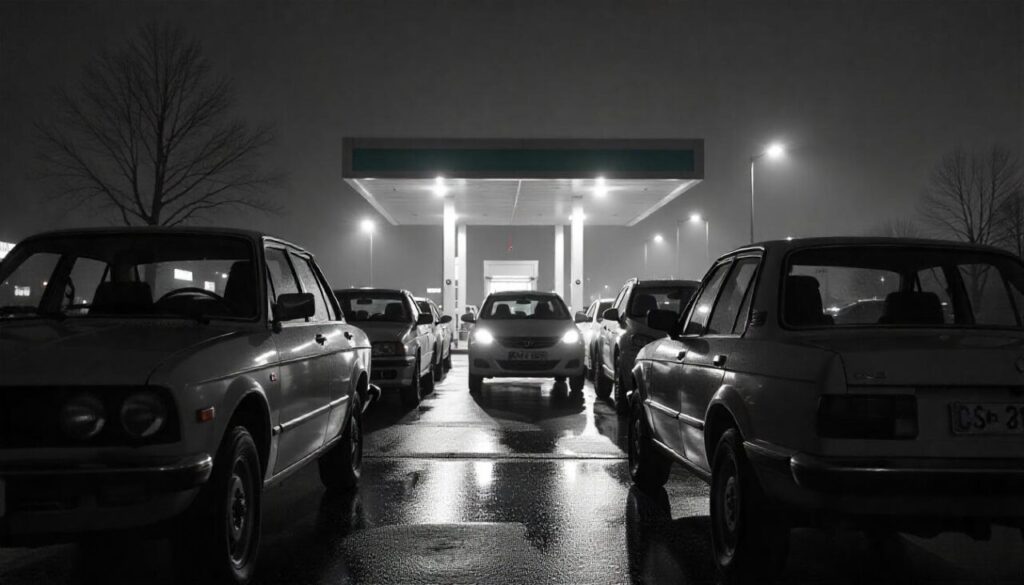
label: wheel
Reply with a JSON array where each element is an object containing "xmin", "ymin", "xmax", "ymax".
[
  {"xmin": 432, "ymin": 353, "xmax": 444, "ymax": 384},
  {"xmin": 595, "ymin": 354, "xmax": 613, "ymax": 400},
  {"xmin": 469, "ymin": 374, "xmax": 483, "ymax": 395},
  {"xmin": 443, "ymin": 350, "xmax": 453, "ymax": 371},
  {"xmin": 555, "ymin": 376, "xmax": 567, "ymax": 384},
  {"xmin": 710, "ymin": 428, "xmax": 789, "ymax": 580},
  {"xmin": 588, "ymin": 344, "xmax": 599, "ymax": 380},
  {"xmin": 318, "ymin": 398, "xmax": 362, "ymax": 492},
  {"xmin": 614, "ymin": 355, "xmax": 630, "ymax": 414},
  {"xmin": 401, "ymin": 357, "xmax": 423, "ymax": 407},
  {"xmin": 628, "ymin": 400, "xmax": 671, "ymax": 489},
  {"xmin": 569, "ymin": 374, "xmax": 585, "ymax": 394},
  {"xmin": 172, "ymin": 426, "xmax": 262, "ymax": 584},
  {"xmin": 423, "ymin": 359, "xmax": 437, "ymax": 394}
]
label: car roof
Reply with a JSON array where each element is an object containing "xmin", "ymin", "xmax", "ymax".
[
  {"xmin": 736, "ymin": 236, "xmax": 1014, "ymax": 257},
  {"xmin": 635, "ymin": 279, "xmax": 701, "ymax": 287},
  {"xmin": 17, "ymin": 226, "xmax": 307, "ymax": 251},
  {"xmin": 335, "ymin": 287, "xmax": 411, "ymax": 296},
  {"xmin": 486, "ymin": 290, "xmax": 560, "ymax": 298}
]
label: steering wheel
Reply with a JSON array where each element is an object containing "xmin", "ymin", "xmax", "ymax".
[{"xmin": 156, "ymin": 287, "xmax": 228, "ymax": 306}]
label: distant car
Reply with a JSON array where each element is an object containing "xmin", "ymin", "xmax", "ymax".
[
  {"xmin": 596, "ymin": 279, "xmax": 699, "ymax": 411},
  {"xmin": 0, "ymin": 228, "xmax": 375, "ymax": 584},
  {"xmin": 463, "ymin": 291, "xmax": 587, "ymax": 394},
  {"xmin": 415, "ymin": 296, "xmax": 455, "ymax": 373},
  {"xmin": 335, "ymin": 288, "xmax": 438, "ymax": 407},
  {"xmin": 629, "ymin": 237, "xmax": 1024, "ymax": 579},
  {"xmin": 576, "ymin": 298, "xmax": 614, "ymax": 379}
]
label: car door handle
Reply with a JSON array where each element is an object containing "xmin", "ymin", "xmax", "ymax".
[
  {"xmin": 676, "ymin": 351, "xmax": 687, "ymax": 361},
  {"xmin": 712, "ymin": 354, "xmax": 727, "ymax": 367},
  {"xmin": 315, "ymin": 333, "xmax": 328, "ymax": 345},
  {"xmin": 343, "ymin": 331, "xmax": 353, "ymax": 340}
]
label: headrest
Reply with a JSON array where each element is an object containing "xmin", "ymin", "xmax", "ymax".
[
  {"xmin": 494, "ymin": 304, "xmax": 512, "ymax": 318},
  {"xmin": 223, "ymin": 261, "xmax": 257, "ymax": 316},
  {"xmin": 91, "ymin": 282, "xmax": 153, "ymax": 315},
  {"xmin": 384, "ymin": 302, "xmax": 405, "ymax": 319},
  {"xmin": 880, "ymin": 291, "xmax": 943, "ymax": 325},
  {"xmin": 633, "ymin": 294, "xmax": 659, "ymax": 317},
  {"xmin": 534, "ymin": 303, "xmax": 553, "ymax": 317},
  {"xmin": 785, "ymin": 275, "xmax": 832, "ymax": 327}
]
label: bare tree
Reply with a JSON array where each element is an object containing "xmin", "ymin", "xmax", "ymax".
[
  {"xmin": 36, "ymin": 22, "xmax": 280, "ymax": 226},
  {"xmin": 997, "ymin": 191, "xmax": 1024, "ymax": 258}
]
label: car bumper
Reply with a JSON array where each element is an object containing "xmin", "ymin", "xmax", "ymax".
[
  {"xmin": 0, "ymin": 453, "xmax": 212, "ymax": 545},
  {"xmin": 371, "ymin": 356, "xmax": 417, "ymax": 388},
  {"xmin": 469, "ymin": 345, "xmax": 584, "ymax": 378},
  {"xmin": 747, "ymin": 442, "xmax": 1024, "ymax": 522}
]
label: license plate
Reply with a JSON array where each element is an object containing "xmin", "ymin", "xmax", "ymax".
[
  {"xmin": 951, "ymin": 402, "xmax": 1024, "ymax": 435},
  {"xmin": 508, "ymin": 351, "xmax": 547, "ymax": 360}
]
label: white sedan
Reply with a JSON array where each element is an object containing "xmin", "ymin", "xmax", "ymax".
[{"xmin": 462, "ymin": 291, "xmax": 587, "ymax": 394}]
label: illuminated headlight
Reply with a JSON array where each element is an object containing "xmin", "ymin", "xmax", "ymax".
[
  {"xmin": 372, "ymin": 342, "xmax": 404, "ymax": 357},
  {"xmin": 561, "ymin": 329, "xmax": 581, "ymax": 344},
  {"xmin": 59, "ymin": 393, "xmax": 106, "ymax": 440},
  {"xmin": 120, "ymin": 391, "xmax": 168, "ymax": 439},
  {"xmin": 473, "ymin": 329, "xmax": 494, "ymax": 345}
]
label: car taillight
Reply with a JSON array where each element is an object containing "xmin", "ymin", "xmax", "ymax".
[{"xmin": 817, "ymin": 395, "xmax": 918, "ymax": 439}]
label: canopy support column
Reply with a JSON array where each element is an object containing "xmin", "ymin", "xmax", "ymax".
[
  {"xmin": 570, "ymin": 198, "xmax": 584, "ymax": 312},
  {"xmin": 456, "ymin": 224, "xmax": 467, "ymax": 319},
  {"xmin": 554, "ymin": 225, "xmax": 565, "ymax": 300},
  {"xmin": 442, "ymin": 198, "xmax": 456, "ymax": 316}
]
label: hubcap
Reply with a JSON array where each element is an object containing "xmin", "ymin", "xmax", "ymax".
[
  {"xmin": 226, "ymin": 461, "xmax": 255, "ymax": 566},
  {"xmin": 723, "ymin": 475, "xmax": 739, "ymax": 532}
]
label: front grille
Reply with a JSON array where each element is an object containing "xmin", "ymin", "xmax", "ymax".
[
  {"xmin": 0, "ymin": 386, "xmax": 179, "ymax": 448},
  {"xmin": 497, "ymin": 360, "xmax": 559, "ymax": 371},
  {"xmin": 496, "ymin": 337, "xmax": 560, "ymax": 349}
]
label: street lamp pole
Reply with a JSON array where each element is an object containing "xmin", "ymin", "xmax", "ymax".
[
  {"xmin": 368, "ymin": 230, "xmax": 374, "ymax": 286},
  {"xmin": 688, "ymin": 214, "xmax": 711, "ymax": 269},
  {"xmin": 749, "ymin": 142, "xmax": 786, "ymax": 244},
  {"xmin": 360, "ymin": 219, "xmax": 376, "ymax": 286}
]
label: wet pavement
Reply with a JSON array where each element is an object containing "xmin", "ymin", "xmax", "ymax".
[{"xmin": 2, "ymin": 354, "xmax": 1024, "ymax": 584}]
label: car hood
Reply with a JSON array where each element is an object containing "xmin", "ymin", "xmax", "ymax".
[
  {"xmin": 0, "ymin": 318, "xmax": 236, "ymax": 386},
  {"xmin": 352, "ymin": 322, "xmax": 413, "ymax": 343},
  {"xmin": 474, "ymin": 319, "xmax": 576, "ymax": 338},
  {"xmin": 795, "ymin": 330, "xmax": 1024, "ymax": 387}
]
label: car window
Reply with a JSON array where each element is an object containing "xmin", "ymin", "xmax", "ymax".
[
  {"xmin": 959, "ymin": 263, "xmax": 1018, "ymax": 327},
  {"xmin": 290, "ymin": 253, "xmax": 330, "ymax": 322},
  {"xmin": 417, "ymin": 300, "xmax": 437, "ymax": 321},
  {"xmin": 336, "ymin": 291, "xmax": 412, "ymax": 322},
  {"xmin": 706, "ymin": 258, "xmax": 759, "ymax": 335},
  {"xmin": 480, "ymin": 294, "xmax": 570, "ymax": 320},
  {"xmin": 683, "ymin": 262, "xmax": 731, "ymax": 335},
  {"xmin": 612, "ymin": 284, "xmax": 630, "ymax": 314},
  {"xmin": 0, "ymin": 252, "xmax": 60, "ymax": 314},
  {"xmin": 266, "ymin": 248, "xmax": 300, "ymax": 299},
  {"xmin": 628, "ymin": 285, "xmax": 698, "ymax": 319},
  {"xmin": 63, "ymin": 256, "xmax": 109, "ymax": 315}
]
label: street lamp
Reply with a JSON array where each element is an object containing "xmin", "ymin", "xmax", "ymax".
[
  {"xmin": 643, "ymin": 234, "xmax": 664, "ymax": 278},
  {"xmin": 749, "ymin": 141, "xmax": 786, "ymax": 243},
  {"xmin": 360, "ymin": 219, "xmax": 375, "ymax": 286},
  {"xmin": 689, "ymin": 213, "xmax": 711, "ymax": 266}
]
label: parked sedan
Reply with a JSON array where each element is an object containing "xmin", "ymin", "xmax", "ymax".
[
  {"xmin": 0, "ymin": 227, "xmax": 375, "ymax": 584},
  {"xmin": 416, "ymin": 296, "xmax": 455, "ymax": 373},
  {"xmin": 335, "ymin": 288, "xmax": 438, "ymax": 407},
  {"xmin": 628, "ymin": 237, "xmax": 1024, "ymax": 579},
  {"xmin": 576, "ymin": 297, "xmax": 613, "ymax": 379},
  {"xmin": 463, "ymin": 291, "xmax": 587, "ymax": 394},
  {"xmin": 596, "ymin": 279, "xmax": 699, "ymax": 411}
]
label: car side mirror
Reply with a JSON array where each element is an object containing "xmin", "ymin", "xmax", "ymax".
[
  {"xmin": 417, "ymin": 313, "xmax": 434, "ymax": 326},
  {"xmin": 274, "ymin": 292, "xmax": 315, "ymax": 325},
  {"xmin": 574, "ymin": 311, "xmax": 589, "ymax": 324},
  {"xmin": 439, "ymin": 315, "xmax": 453, "ymax": 325},
  {"xmin": 602, "ymin": 308, "xmax": 620, "ymax": 322},
  {"xmin": 646, "ymin": 309, "xmax": 678, "ymax": 335},
  {"xmin": 461, "ymin": 314, "xmax": 476, "ymax": 324}
]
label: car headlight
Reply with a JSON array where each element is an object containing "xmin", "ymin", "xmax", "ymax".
[
  {"xmin": 473, "ymin": 329, "xmax": 494, "ymax": 345},
  {"xmin": 372, "ymin": 342, "xmax": 404, "ymax": 357},
  {"xmin": 59, "ymin": 393, "xmax": 106, "ymax": 441},
  {"xmin": 120, "ymin": 391, "xmax": 168, "ymax": 439},
  {"xmin": 561, "ymin": 329, "xmax": 581, "ymax": 344}
]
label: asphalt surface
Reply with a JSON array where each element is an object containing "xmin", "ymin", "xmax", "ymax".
[{"xmin": 2, "ymin": 354, "xmax": 1024, "ymax": 584}]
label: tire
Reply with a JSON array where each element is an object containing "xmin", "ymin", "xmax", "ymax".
[
  {"xmin": 595, "ymin": 354, "xmax": 613, "ymax": 400},
  {"xmin": 588, "ymin": 344, "xmax": 600, "ymax": 380},
  {"xmin": 569, "ymin": 374, "xmax": 585, "ymax": 394},
  {"xmin": 318, "ymin": 398, "xmax": 362, "ymax": 492},
  {"xmin": 710, "ymin": 428, "xmax": 789, "ymax": 581},
  {"xmin": 443, "ymin": 350, "xmax": 453, "ymax": 371},
  {"xmin": 614, "ymin": 355, "xmax": 630, "ymax": 414},
  {"xmin": 628, "ymin": 400, "xmax": 671, "ymax": 489},
  {"xmin": 172, "ymin": 426, "xmax": 262, "ymax": 584},
  {"xmin": 555, "ymin": 376, "xmax": 567, "ymax": 384},
  {"xmin": 433, "ymin": 351, "xmax": 445, "ymax": 382},
  {"xmin": 423, "ymin": 359, "xmax": 437, "ymax": 394},
  {"xmin": 401, "ymin": 357, "xmax": 423, "ymax": 407},
  {"xmin": 469, "ymin": 374, "xmax": 483, "ymax": 395}
]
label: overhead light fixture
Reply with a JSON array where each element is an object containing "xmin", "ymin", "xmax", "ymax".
[
  {"xmin": 433, "ymin": 176, "xmax": 448, "ymax": 197},
  {"xmin": 594, "ymin": 176, "xmax": 608, "ymax": 198},
  {"xmin": 360, "ymin": 219, "xmax": 375, "ymax": 234},
  {"xmin": 689, "ymin": 213, "xmax": 703, "ymax": 223},
  {"xmin": 765, "ymin": 143, "xmax": 786, "ymax": 159},
  {"xmin": 653, "ymin": 234, "xmax": 664, "ymax": 243}
]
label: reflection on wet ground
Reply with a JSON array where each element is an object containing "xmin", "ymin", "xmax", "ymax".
[{"xmin": 2, "ymin": 356, "xmax": 1023, "ymax": 584}]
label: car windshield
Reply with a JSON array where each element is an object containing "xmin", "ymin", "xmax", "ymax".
[
  {"xmin": 0, "ymin": 234, "xmax": 258, "ymax": 321},
  {"xmin": 336, "ymin": 291, "xmax": 411, "ymax": 323},
  {"xmin": 628, "ymin": 285, "xmax": 698, "ymax": 318},
  {"xmin": 785, "ymin": 246, "xmax": 1024, "ymax": 329},
  {"xmin": 480, "ymin": 294, "xmax": 569, "ymax": 320}
]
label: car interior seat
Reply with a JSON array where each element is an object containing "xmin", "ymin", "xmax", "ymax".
[
  {"xmin": 384, "ymin": 302, "xmax": 406, "ymax": 321},
  {"xmin": 784, "ymin": 275, "xmax": 834, "ymax": 327},
  {"xmin": 878, "ymin": 291, "xmax": 944, "ymax": 325},
  {"xmin": 632, "ymin": 294, "xmax": 659, "ymax": 319},
  {"xmin": 90, "ymin": 281, "xmax": 154, "ymax": 315},
  {"xmin": 223, "ymin": 261, "xmax": 257, "ymax": 317},
  {"xmin": 534, "ymin": 303, "xmax": 553, "ymax": 318},
  {"xmin": 493, "ymin": 304, "xmax": 513, "ymax": 318}
]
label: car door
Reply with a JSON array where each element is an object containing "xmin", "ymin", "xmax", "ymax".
[
  {"xmin": 290, "ymin": 251, "xmax": 359, "ymax": 447},
  {"xmin": 601, "ymin": 282, "xmax": 632, "ymax": 375},
  {"xmin": 410, "ymin": 293, "xmax": 435, "ymax": 374},
  {"xmin": 677, "ymin": 255, "xmax": 762, "ymax": 469},
  {"xmin": 266, "ymin": 246, "xmax": 331, "ymax": 473}
]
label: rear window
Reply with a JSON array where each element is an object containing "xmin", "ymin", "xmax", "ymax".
[
  {"xmin": 627, "ymin": 285, "xmax": 698, "ymax": 318},
  {"xmin": 335, "ymin": 291, "xmax": 411, "ymax": 323},
  {"xmin": 784, "ymin": 246, "xmax": 1024, "ymax": 329},
  {"xmin": 480, "ymin": 294, "xmax": 569, "ymax": 320}
]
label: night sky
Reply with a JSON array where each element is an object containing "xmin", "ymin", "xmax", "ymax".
[{"xmin": 1, "ymin": 0, "xmax": 1021, "ymax": 305}]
